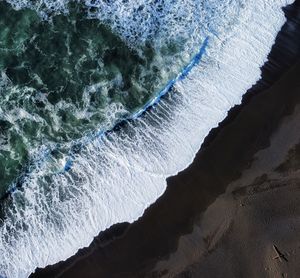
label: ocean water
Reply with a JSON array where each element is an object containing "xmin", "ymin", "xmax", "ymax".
[
  {"xmin": 0, "ymin": 0, "xmax": 293, "ymax": 277},
  {"xmin": 0, "ymin": 1, "xmax": 201, "ymax": 193}
]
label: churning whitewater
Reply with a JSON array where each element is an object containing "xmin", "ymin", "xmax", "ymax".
[{"xmin": 0, "ymin": 0, "xmax": 294, "ymax": 277}]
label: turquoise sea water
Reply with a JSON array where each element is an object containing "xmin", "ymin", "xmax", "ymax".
[{"xmin": 0, "ymin": 1, "xmax": 191, "ymax": 195}]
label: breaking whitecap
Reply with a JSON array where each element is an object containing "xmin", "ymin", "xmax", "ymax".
[{"xmin": 0, "ymin": 0, "xmax": 294, "ymax": 277}]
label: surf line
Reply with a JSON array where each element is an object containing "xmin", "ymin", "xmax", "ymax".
[
  {"xmin": 63, "ymin": 36, "xmax": 209, "ymax": 171},
  {"xmin": 2, "ymin": 37, "xmax": 209, "ymax": 201}
]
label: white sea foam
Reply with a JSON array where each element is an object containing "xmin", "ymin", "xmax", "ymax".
[{"xmin": 0, "ymin": 0, "xmax": 294, "ymax": 277}]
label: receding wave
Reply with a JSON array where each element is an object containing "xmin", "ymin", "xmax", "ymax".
[{"xmin": 0, "ymin": 0, "xmax": 293, "ymax": 277}]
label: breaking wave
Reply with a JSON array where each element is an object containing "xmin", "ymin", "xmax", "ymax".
[{"xmin": 0, "ymin": 0, "xmax": 293, "ymax": 277}]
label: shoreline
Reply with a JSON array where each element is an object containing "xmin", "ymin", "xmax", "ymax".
[{"xmin": 32, "ymin": 1, "xmax": 300, "ymax": 277}]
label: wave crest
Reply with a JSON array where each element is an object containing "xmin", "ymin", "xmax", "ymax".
[{"xmin": 0, "ymin": 0, "xmax": 293, "ymax": 277}]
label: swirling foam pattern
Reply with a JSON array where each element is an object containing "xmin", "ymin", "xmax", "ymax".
[
  {"xmin": 0, "ymin": 0, "xmax": 293, "ymax": 277},
  {"xmin": 0, "ymin": 1, "xmax": 200, "ymax": 192}
]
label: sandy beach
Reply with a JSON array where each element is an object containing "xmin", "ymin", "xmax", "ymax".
[{"xmin": 32, "ymin": 1, "xmax": 300, "ymax": 277}]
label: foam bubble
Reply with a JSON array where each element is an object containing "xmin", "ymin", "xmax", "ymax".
[
  {"xmin": 5, "ymin": 0, "xmax": 69, "ymax": 19},
  {"xmin": 0, "ymin": 0, "xmax": 294, "ymax": 277},
  {"xmin": 84, "ymin": 0, "xmax": 245, "ymax": 52}
]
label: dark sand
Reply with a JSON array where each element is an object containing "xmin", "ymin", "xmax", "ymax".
[{"xmin": 32, "ymin": 1, "xmax": 300, "ymax": 277}]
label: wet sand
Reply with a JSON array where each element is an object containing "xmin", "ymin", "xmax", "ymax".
[{"xmin": 32, "ymin": 1, "xmax": 300, "ymax": 277}]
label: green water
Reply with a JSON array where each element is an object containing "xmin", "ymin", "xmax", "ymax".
[{"xmin": 0, "ymin": 1, "xmax": 189, "ymax": 195}]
